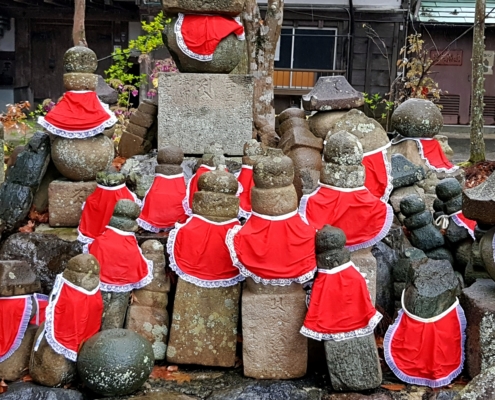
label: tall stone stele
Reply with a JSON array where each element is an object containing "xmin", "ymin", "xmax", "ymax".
[
  {"xmin": 167, "ymin": 168, "xmax": 241, "ymax": 367},
  {"xmin": 316, "ymin": 226, "xmax": 382, "ymax": 391},
  {"xmin": 242, "ymin": 148, "xmax": 308, "ymax": 379},
  {"xmin": 30, "ymin": 254, "xmax": 100, "ymax": 387}
]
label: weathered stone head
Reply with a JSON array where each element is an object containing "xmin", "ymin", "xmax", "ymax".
[
  {"xmin": 391, "ymin": 98, "xmax": 443, "ymax": 138},
  {"xmin": 109, "ymin": 199, "xmax": 141, "ymax": 232},
  {"xmin": 242, "ymin": 139, "xmax": 264, "ymax": 166},
  {"xmin": 321, "ymin": 130, "xmax": 365, "ymax": 188},
  {"xmin": 200, "ymin": 142, "xmax": 226, "ymax": 168},
  {"xmin": 96, "ymin": 171, "xmax": 126, "ymax": 187},
  {"xmin": 62, "ymin": 254, "xmax": 100, "ymax": 291},
  {"xmin": 315, "ymin": 225, "xmax": 351, "ymax": 269},
  {"xmin": 155, "ymin": 145, "xmax": 184, "ymax": 176},
  {"xmin": 63, "ymin": 46, "xmax": 98, "ymax": 91},
  {"xmin": 251, "ymin": 148, "xmax": 298, "ymax": 216},
  {"xmin": 192, "ymin": 166, "xmax": 239, "ymax": 221},
  {"xmin": 436, "ymin": 178, "xmax": 462, "ymax": 215}
]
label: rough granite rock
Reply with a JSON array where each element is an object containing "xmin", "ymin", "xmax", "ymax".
[
  {"xmin": 460, "ymin": 280, "xmax": 495, "ymax": 378},
  {"xmin": 391, "ymin": 98, "xmax": 443, "ymax": 138},
  {"xmin": 391, "ymin": 154, "xmax": 425, "ymax": 189},
  {"xmin": 0, "ymin": 382, "xmax": 83, "ymax": 400},
  {"xmin": 101, "ymin": 291, "xmax": 130, "ymax": 330},
  {"xmin": 0, "ymin": 325, "xmax": 37, "ymax": 381},
  {"xmin": 0, "ymin": 260, "xmax": 40, "ymax": 296},
  {"xmin": 308, "ymin": 110, "xmax": 347, "ymax": 139},
  {"xmin": 0, "ymin": 233, "xmax": 82, "ymax": 294},
  {"xmin": 371, "ymin": 242, "xmax": 397, "ymax": 317},
  {"xmin": 389, "ymin": 185, "xmax": 426, "ymax": 214},
  {"xmin": 96, "ymin": 75, "xmax": 118, "ymax": 105},
  {"xmin": 63, "ymin": 46, "xmax": 97, "ymax": 74},
  {"xmin": 463, "ymin": 172, "xmax": 495, "ymax": 225},
  {"xmin": 163, "ymin": 20, "xmax": 243, "ymax": 73},
  {"xmin": 454, "ymin": 365, "xmax": 495, "ymax": 400},
  {"xmin": 302, "ymin": 76, "xmax": 364, "ymax": 112},
  {"xmin": 51, "ymin": 134, "xmax": 114, "ymax": 181},
  {"xmin": 63, "ymin": 73, "xmax": 97, "ymax": 91}
]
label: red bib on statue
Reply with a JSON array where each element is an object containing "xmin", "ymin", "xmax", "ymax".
[
  {"xmin": 392, "ymin": 137, "xmax": 458, "ymax": 173},
  {"xmin": 362, "ymin": 144, "xmax": 393, "ymax": 202},
  {"xmin": 0, "ymin": 296, "xmax": 32, "ymax": 362},
  {"xmin": 78, "ymin": 184, "xmax": 138, "ymax": 244},
  {"xmin": 168, "ymin": 215, "xmax": 242, "ymax": 287},
  {"xmin": 30, "ymin": 293, "xmax": 49, "ymax": 326},
  {"xmin": 138, "ymin": 174, "xmax": 187, "ymax": 232},
  {"xmin": 237, "ymin": 165, "xmax": 254, "ymax": 218},
  {"xmin": 184, "ymin": 165, "xmax": 216, "ymax": 215},
  {"xmin": 384, "ymin": 295, "xmax": 466, "ymax": 388},
  {"xmin": 300, "ymin": 262, "xmax": 382, "ymax": 341},
  {"xmin": 176, "ymin": 14, "xmax": 245, "ymax": 61},
  {"xmin": 38, "ymin": 91, "xmax": 117, "ymax": 138},
  {"xmin": 299, "ymin": 184, "xmax": 393, "ymax": 251},
  {"xmin": 451, "ymin": 211, "xmax": 477, "ymax": 240},
  {"xmin": 226, "ymin": 210, "xmax": 317, "ymax": 285},
  {"xmin": 87, "ymin": 226, "xmax": 153, "ymax": 292},
  {"xmin": 44, "ymin": 275, "xmax": 103, "ymax": 361}
]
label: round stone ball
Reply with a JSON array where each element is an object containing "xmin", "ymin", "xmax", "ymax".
[
  {"xmin": 198, "ymin": 169, "xmax": 238, "ymax": 194},
  {"xmin": 51, "ymin": 134, "xmax": 115, "ymax": 181},
  {"xmin": 77, "ymin": 329, "xmax": 155, "ymax": 397},
  {"xmin": 63, "ymin": 46, "xmax": 98, "ymax": 73},
  {"xmin": 391, "ymin": 98, "xmax": 443, "ymax": 138},
  {"xmin": 253, "ymin": 148, "xmax": 294, "ymax": 189},
  {"xmin": 435, "ymin": 177, "xmax": 462, "ymax": 201},
  {"xmin": 323, "ymin": 130, "xmax": 363, "ymax": 165},
  {"xmin": 400, "ymin": 194, "xmax": 426, "ymax": 217}
]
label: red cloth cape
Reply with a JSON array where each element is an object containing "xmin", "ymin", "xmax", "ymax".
[
  {"xmin": 0, "ymin": 295, "xmax": 32, "ymax": 362},
  {"xmin": 30, "ymin": 293, "xmax": 49, "ymax": 326},
  {"xmin": 78, "ymin": 184, "xmax": 138, "ymax": 244},
  {"xmin": 176, "ymin": 14, "xmax": 245, "ymax": 61},
  {"xmin": 299, "ymin": 183, "xmax": 393, "ymax": 251},
  {"xmin": 451, "ymin": 211, "xmax": 476, "ymax": 240},
  {"xmin": 38, "ymin": 91, "xmax": 117, "ymax": 138},
  {"xmin": 87, "ymin": 226, "xmax": 153, "ymax": 292},
  {"xmin": 137, "ymin": 173, "xmax": 187, "ymax": 232},
  {"xmin": 362, "ymin": 143, "xmax": 393, "ymax": 202},
  {"xmin": 384, "ymin": 294, "xmax": 466, "ymax": 388},
  {"xmin": 183, "ymin": 165, "xmax": 216, "ymax": 216},
  {"xmin": 237, "ymin": 165, "xmax": 254, "ymax": 218},
  {"xmin": 392, "ymin": 137, "xmax": 458, "ymax": 173},
  {"xmin": 300, "ymin": 262, "xmax": 382, "ymax": 341},
  {"xmin": 44, "ymin": 275, "xmax": 103, "ymax": 361},
  {"xmin": 226, "ymin": 210, "xmax": 317, "ymax": 285},
  {"xmin": 168, "ymin": 215, "xmax": 243, "ymax": 287}
]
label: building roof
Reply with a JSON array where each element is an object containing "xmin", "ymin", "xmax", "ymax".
[{"xmin": 416, "ymin": 0, "xmax": 495, "ymax": 24}]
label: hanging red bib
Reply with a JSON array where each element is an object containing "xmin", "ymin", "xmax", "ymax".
[
  {"xmin": 38, "ymin": 91, "xmax": 117, "ymax": 139},
  {"xmin": 299, "ymin": 183, "xmax": 393, "ymax": 251},
  {"xmin": 384, "ymin": 293, "xmax": 466, "ymax": 388},
  {"xmin": 0, "ymin": 295, "xmax": 32, "ymax": 362},
  {"xmin": 226, "ymin": 210, "xmax": 317, "ymax": 285},
  {"xmin": 362, "ymin": 143, "xmax": 393, "ymax": 202},
  {"xmin": 168, "ymin": 215, "xmax": 243, "ymax": 287},
  {"xmin": 30, "ymin": 293, "xmax": 49, "ymax": 326},
  {"xmin": 392, "ymin": 136, "xmax": 458, "ymax": 173},
  {"xmin": 43, "ymin": 275, "xmax": 103, "ymax": 361},
  {"xmin": 237, "ymin": 165, "xmax": 254, "ymax": 219},
  {"xmin": 87, "ymin": 226, "xmax": 153, "ymax": 292},
  {"xmin": 183, "ymin": 165, "xmax": 216, "ymax": 216},
  {"xmin": 78, "ymin": 184, "xmax": 139, "ymax": 244},
  {"xmin": 300, "ymin": 262, "xmax": 382, "ymax": 341},
  {"xmin": 176, "ymin": 14, "xmax": 245, "ymax": 61},
  {"xmin": 137, "ymin": 173, "xmax": 188, "ymax": 232},
  {"xmin": 451, "ymin": 211, "xmax": 476, "ymax": 240}
]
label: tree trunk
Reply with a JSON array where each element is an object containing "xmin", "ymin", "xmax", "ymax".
[
  {"xmin": 469, "ymin": 0, "xmax": 486, "ymax": 163},
  {"xmin": 73, "ymin": 0, "xmax": 88, "ymax": 47},
  {"xmin": 243, "ymin": 0, "xmax": 283, "ymax": 126}
]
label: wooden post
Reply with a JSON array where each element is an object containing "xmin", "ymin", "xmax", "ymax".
[{"xmin": 73, "ymin": 0, "xmax": 87, "ymax": 47}]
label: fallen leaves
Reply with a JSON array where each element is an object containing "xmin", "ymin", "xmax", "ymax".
[
  {"xmin": 380, "ymin": 383, "xmax": 406, "ymax": 391},
  {"xmin": 19, "ymin": 220, "xmax": 35, "ymax": 233},
  {"xmin": 29, "ymin": 207, "xmax": 49, "ymax": 224},
  {"xmin": 112, "ymin": 156, "xmax": 127, "ymax": 172},
  {"xmin": 21, "ymin": 374, "xmax": 32, "ymax": 382},
  {"xmin": 464, "ymin": 161, "xmax": 495, "ymax": 188},
  {"xmin": 0, "ymin": 380, "xmax": 7, "ymax": 394},
  {"xmin": 149, "ymin": 365, "xmax": 191, "ymax": 384}
]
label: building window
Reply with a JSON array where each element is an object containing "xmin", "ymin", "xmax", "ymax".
[{"xmin": 275, "ymin": 27, "xmax": 337, "ymax": 88}]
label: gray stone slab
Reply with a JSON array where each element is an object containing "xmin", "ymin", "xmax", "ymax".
[{"xmin": 158, "ymin": 73, "xmax": 253, "ymax": 156}]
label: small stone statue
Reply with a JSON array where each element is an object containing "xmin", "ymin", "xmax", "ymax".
[
  {"xmin": 30, "ymin": 254, "xmax": 103, "ymax": 387},
  {"xmin": 137, "ymin": 145, "xmax": 188, "ymax": 232},
  {"xmin": 227, "ymin": 147, "xmax": 316, "ymax": 379},
  {"xmin": 167, "ymin": 167, "xmax": 242, "ymax": 367},
  {"xmin": 301, "ymin": 225, "xmax": 382, "ymax": 391},
  {"xmin": 87, "ymin": 199, "xmax": 153, "ymax": 330},
  {"xmin": 77, "ymin": 171, "xmax": 138, "ymax": 244},
  {"xmin": 237, "ymin": 140, "xmax": 263, "ymax": 219}
]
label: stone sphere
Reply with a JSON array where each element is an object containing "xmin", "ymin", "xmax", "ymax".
[
  {"xmin": 77, "ymin": 329, "xmax": 155, "ymax": 397},
  {"xmin": 323, "ymin": 130, "xmax": 363, "ymax": 165},
  {"xmin": 391, "ymin": 98, "xmax": 443, "ymax": 138},
  {"xmin": 198, "ymin": 170, "xmax": 238, "ymax": 194},
  {"xmin": 63, "ymin": 46, "xmax": 98, "ymax": 73},
  {"xmin": 400, "ymin": 194, "xmax": 426, "ymax": 217},
  {"xmin": 157, "ymin": 145, "xmax": 184, "ymax": 165},
  {"xmin": 52, "ymin": 134, "xmax": 115, "ymax": 181},
  {"xmin": 253, "ymin": 148, "xmax": 294, "ymax": 189}
]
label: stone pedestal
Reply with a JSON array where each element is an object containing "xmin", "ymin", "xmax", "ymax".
[
  {"xmin": 166, "ymin": 279, "xmax": 240, "ymax": 367},
  {"xmin": 460, "ymin": 279, "xmax": 495, "ymax": 378},
  {"xmin": 0, "ymin": 325, "xmax": 37, "ymax": 381},
  {"xmin": 350, "ymin": 248, "xmax": 377, "ymax": 304},
  {"xmin": 158, "ymin": 74, "xmax": 253, "ymax": 156},
  {"xmin": 48, "ymin": 180, "xmax": 97, "ymax": 227},
  {"xmin": 324, "ymin": 334, "xmax": 382, "ymax": 391},
  {"xmin": 242, "ymin": 280, "xmax": 307, "ymax": 379}
]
